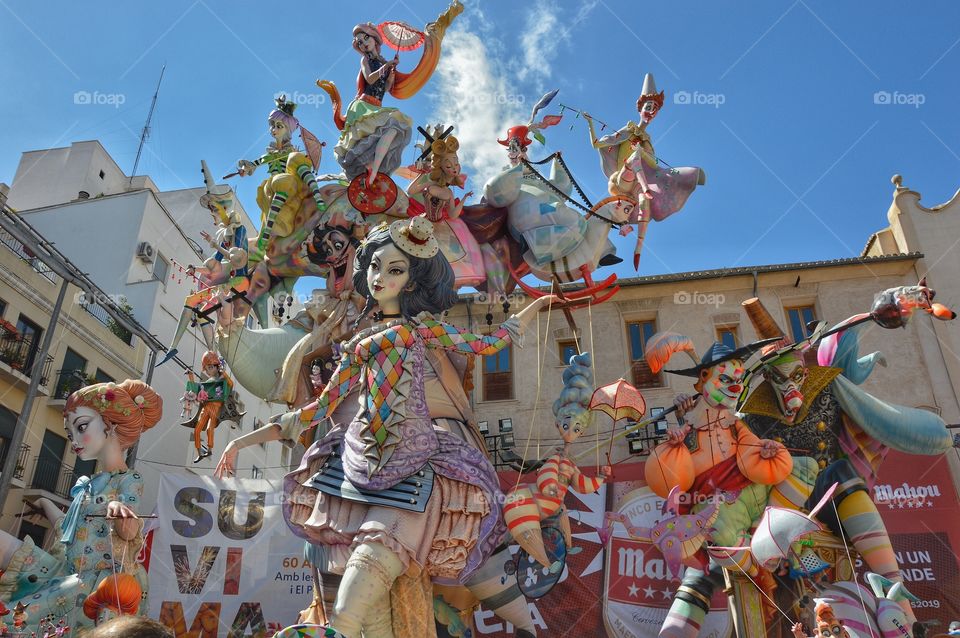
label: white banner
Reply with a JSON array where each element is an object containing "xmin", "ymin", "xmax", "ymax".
[{"xmin": 147, "ymin": 473, "xmax": 309, "ymax": 637}]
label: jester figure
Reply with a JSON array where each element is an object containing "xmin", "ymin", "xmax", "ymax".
[
  {"xmin": 504, "ymin": 352, "xmax": 611, "ymax": 572},
  {"xmin": 236, "ymin": 96, "xmax": 326, "ymax": 262},
  {"xmin": 643, "ymin": 336, "xmax": 813, "ymax": 638},
  {"xmin": 739, "ymin": 292, "xmax": 956, "ymax": 636},
  {"xmin": 584, "ymin": 73, "xmax": 705, "ymax": 269}
]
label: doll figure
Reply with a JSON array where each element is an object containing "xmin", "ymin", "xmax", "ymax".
[
  {"xmin": 189, "ymin": 351, "xmax": 233, "ymax": 463},
  {"xmin": 406, "ymin": 135, "xmax": 485, "ymax": 287},
  {"xmin": 236, "ymin": 96, "xmax": 326, "ymax": 261},
  {"xmin": 0, "ymin": 380, "xmax": 161, "ymax": 632},
  {"xmin": 217, "ymin": 216, "xmax": 556, "ymax": 637},
  {"xmin": 504, "ymin": 352, "xmax": 611, "ymax": 572}
]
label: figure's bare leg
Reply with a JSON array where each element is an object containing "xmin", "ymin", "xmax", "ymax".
[{"xmin": 368, "ymin": 129, "xmax": 398, "ymax": 186}]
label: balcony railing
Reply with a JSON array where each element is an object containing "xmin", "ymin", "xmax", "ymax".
[
  {"xmin": 53, "ymin": 369, "xmax": 86, "ymax": 400},
  {"xmin": 78, "ymin": 300, "xmax": 134, "ymax": 345},
  {"xmin": 30, "ymin": 456, "xmax": 75, "ymax": 500},
  {"xmin": 0, "ymin": 226, "xmax": 59, "ymax": 284},
  {"xmin": 0, "ymin": 335, "xmax": 53, "ymax": 386},
  {"xmin": 0, "ymin": 441, "xmax": 30, "ymax": 481}
]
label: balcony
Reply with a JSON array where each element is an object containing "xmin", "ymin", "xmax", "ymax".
[
  {"xmin": 0, "ymin": 441, "xmax": 30, "ymax": 488},
  {"xmin": 24, "ymin": 455, "xmax": 75, "ymax": 506},
  {"xmin": 0, "ymin": 334, "xmax": 52, "ymax": 394},
  {"xmin": 48, "ymin": 369, "xmax": 86, "ymax": 408}
]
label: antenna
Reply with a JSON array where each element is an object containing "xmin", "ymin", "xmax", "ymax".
[{"xmin": 130, "ymin": 64, "xmax": 166, "ymax": 184}]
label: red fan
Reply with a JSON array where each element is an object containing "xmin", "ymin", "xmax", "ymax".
[
  {"xmin": 377, "ymin": 21, "xmax": 425, "ymax": 52},
  {"xmin": 348, "ymin": 173, "xmax": 399, "ymax": 216}
]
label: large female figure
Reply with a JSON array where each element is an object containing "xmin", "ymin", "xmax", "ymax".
[
  {"xmin": 0, "ymin": 380, "xmax": 162, "ymax": 631},
  {"xmin": 217, "ymin": 217, "xmax": 552, "ymax": 637}
]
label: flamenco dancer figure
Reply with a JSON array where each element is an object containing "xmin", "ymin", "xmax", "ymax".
[
  {"xmin": 217, "ymin": 217, "xmax": 553, "ymax": 637},
  {"xmin": 0, "ymin": 381, "xmax": 162, "ymax": 631}
]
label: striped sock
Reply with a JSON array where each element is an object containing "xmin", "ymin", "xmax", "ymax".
[
  {"xmin": 659, "ymin": 569, "xmax": 714, "ymax": 638},
  {"xmin": 257, "ymin": 190, "xmax": 288, "ymax": 256},
  {"xmin": 296, "ymin": 163, "xmax": 326, "ymax": 212}
]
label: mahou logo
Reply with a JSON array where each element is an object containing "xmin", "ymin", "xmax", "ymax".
[
  {"xmin": 874, "ymin": 482, "xmax": 941, "ymax": 509},
  {"xmin": 603, "ymin": 488, "xmax": 731, "ymax": 638}
]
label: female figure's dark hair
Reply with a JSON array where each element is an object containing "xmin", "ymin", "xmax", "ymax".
[{"xmin": 352, "ymin": 224, "xmax": 458, "ymax": 327}]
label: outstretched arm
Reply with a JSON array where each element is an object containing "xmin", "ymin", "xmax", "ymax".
[
  {"xmin": 215, "ymin": 424, "xmax": 283, "ymax": 478},
  {"xmin": 417, "ymin": 295, "xmax": 558, "ymax": 354}
]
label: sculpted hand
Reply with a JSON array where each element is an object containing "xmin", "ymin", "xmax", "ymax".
[
  {"xmin": 666, "ymin": 425, "xmax": 690, "ymax": 445},
  {"xmin": 215, "ymin": 441, "xmax": 239, "ymax": 478},
  {"xmin": 759, "ymin": 439, "xmax": 782, "ymax": 460},
  {"xmin": 619, "ymin": 224, "xmax": 634, "ymax": 237},
  {"xmin": 600, "ymin": 465, "xmax": 613, "ymax": 479},
  {"xmin": 791, "ymin": 622, "xmax": 807, "ymax": 638},
  {"xmin": 106, "ymin": 501, "xmax": 137, "ymax": 520},
  {"xmin": 673, "ymin": 393, "xmax": 698, "ymax": 418},
  {"xmin": 237, "ymin": 159, "xmax": 256, "ymax": 177}
]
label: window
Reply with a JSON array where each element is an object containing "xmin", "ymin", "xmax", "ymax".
[
  {"xmin": 153, "ymin": 253, "xmax": 169, "ymax": 285},
  {"xmin": 626, "ymin": 320, "xmax": 662, "ymax": 388},
  {"xmin": 32, "ymin": 430, "xmax": 66, "ymax": 494},
  {"xmin": 15, "ymin": 315, "xmax": 42, "ymax": 373},
  {"xmin": 557, "ymin": 339, "xmax": 579, "ymax": 365},
  {"xmin": 716, "ymin": 325, "xmax": 739, "ymax": 350},
  {"xmin": 73, "ymin": 458, "xmax": 97, "ymax": 483},
  {"xmin": 482, "ymin": 342, "xmax": 513, "ymax": 401},
  {"xmin": 98, "ymin": 170, "xmax": 105, "ymax": 179},
  {"xmin": 56, "ymin": 348, "xmax": 88, "ymax": 400},
  {"xmin": 0, "ymin": 298, "xmax": 6, "ymax": 317},
  {"xmin": 94, "ymin": 369, "xmax": 114, "ymax": 384},
  {"xmin": 785, "ymin": 305, "xmax": 817, "ymax": 341},
  {"xmin": 18, "ymin": 521, "xmax": 48, "ymax": 548}
]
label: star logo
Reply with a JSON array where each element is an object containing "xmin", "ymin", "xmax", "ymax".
[
  {"xmin": 627, "ymin": 583, "xmax": 639, "ymax": 597},
  {"xmin": 643, "ymin": 585, "xmax": 657, "ymax": 599},
  {"xmin": 661, "ymin": 587, "xmax": 674, "ymax": 600}
]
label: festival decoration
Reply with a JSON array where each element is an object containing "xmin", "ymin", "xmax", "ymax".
[
  {"xmin": 180, "ymin": 351, "xmax": 239, "ymax": 463},
  {"xmin": 641, "ymin": 335, "xmax": 797, "ymax": 638},
  {"xmin": 217, "ymin": 219, "xmax": 557, "ymax": 636},
  {"xmin": 406, "ymin": 133, "xmax": 485, "ymax": 287},
  {"xmin": 82, "ymin": 573, "xmax": 142, "ymax": 620},
  {"xmin": 0, "ymin": 380, "xmax": 160, "ymax": 632},
  {"xmin": 603, "ymin": 486, "xmax": 734, "ymax": 581},
  {"xmin": 584, "ymin": 73, "xmax": 705, "ymax": 269},
  {"xmin": 504, "ymin": 353, "xmax": 611, "ymax": 580},
  {"xmin": 739, "ymin": 294, "xmax": 956, "ymax": 633}
]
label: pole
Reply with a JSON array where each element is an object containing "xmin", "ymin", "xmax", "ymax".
[
  {"xmin": 0, "ymin": 279, "xmax": 69, "ymax": 526},
  {"xmin": 130, "ymin": 65, "xmax": 165, "ymax": 183},
  {"xmin": 127, "ymin": 348, "xmax": 157, "ymax": 471}
]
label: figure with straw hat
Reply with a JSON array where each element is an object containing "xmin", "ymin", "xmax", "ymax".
[
  {"xmin": 643, "ymin": 332, "xmax": 814, "ymax": 638},
  {"xmin": 739, "ymin": 296, "xmax": 956, "ymax": 635}
]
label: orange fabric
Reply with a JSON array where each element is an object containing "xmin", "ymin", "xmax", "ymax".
[
  {"xmin": 645, "ymin": 442, "xmax": 695, "ymax": 498},
  {"xmin": 194, "ymin": 402, "xmax": 222, "ymax": 449},
  {"xmin": 734, "ymin": 420, "xmax": 792, "ymax": 485}
]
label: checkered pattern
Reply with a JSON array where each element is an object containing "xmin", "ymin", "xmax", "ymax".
[{"xmin": 301, "ymin": 320, "xmax": 514, "ymax": 455}]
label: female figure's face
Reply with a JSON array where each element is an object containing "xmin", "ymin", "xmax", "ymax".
[
  {"xmin": 366, "ymin": 243, "xmax": 410, "ymax": 313},
  {"xmin": 269, "ymin": 118, "xmax": 290, "ymax": 145},
  {"xmin": 203, "ymin": 363, "xmax": 220, "ymax": 378},
  {"xmin": 355, "ymin": 32, "xmax": 377, "ymax": 54},
  {"xmin": 65, "ymin": 406, "xmax": 109, "ymax": 461},
  {"xmin": 437, "ymin": 155, "xmax": 461, "ymax": 181}
]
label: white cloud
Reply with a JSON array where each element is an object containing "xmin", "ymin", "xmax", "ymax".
[
  {"xmin": 430, "ymin": 27, "xmax": 527, "ymax": 186},
  {"xmin": 518, "ymin": 0, "xmax": 599, "ymax": 83}
]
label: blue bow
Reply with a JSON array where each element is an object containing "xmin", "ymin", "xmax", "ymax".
[{"xmin": 60, "ymin": 473, "xmax": 110, "ymax": 545}]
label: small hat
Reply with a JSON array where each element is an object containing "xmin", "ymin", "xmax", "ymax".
[
  {"xmin": 352, "ymin": 23, "xmax": 382, "ymax": 49},
  {"xmin": 667, "ymin": 338, "xmax": 781, "ymax": 377},
  {"xmin": 390, "ymin": 215, "xmax": 439, "ymax": 259}
]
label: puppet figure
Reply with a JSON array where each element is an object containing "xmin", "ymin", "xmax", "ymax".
[
  {"xmin": 237, "ymin": 96, "xmax": 325, "ymax": 261},
  {"xmin": 216, "ymin": 217, "xmax": 556, "ymax": 636},
  {"xmin": 504, "ymin": 352, "xmax": 611, "ymax": 572},
  {"xmin": 189, "ymin": 351, "xmax": 233, "ymax": 463},
  {"xmin": 645, "ymin": 338, "xmax": 809, "ymax": 638},
  {"xmin": 179, "ymin": 370, "xmax": 198, "ymax": 419},
  {"xmin": 585, "ymin": 73, "xmax": 705, "ymax": 268},
  {"xmin": 406, "ymin": 135, "xmax": 485, "ymax": 287},
  {"xmin": 793, "ymin": 601, "xmax": 850, "ymax": 638},
  {"xmin": 0, "ymin": 381, "xmax": 161, "ymax": 631},
  {"xmin": 739, "ymin": 295, "xmax": 955, "ymax": 633}
]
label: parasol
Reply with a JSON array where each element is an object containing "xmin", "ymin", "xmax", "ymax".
[
  {"xmin": 377, "ymin": 21, "xmax": 425, "ymax": 52},
  {"xmin": 589, "ymin": 378, "xmax": 646, "ymax": 423}
]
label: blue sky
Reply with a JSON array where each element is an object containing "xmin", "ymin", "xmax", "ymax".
[{"xmin": 1, "ymin": 0, "xmax": 959, "ymax": 286}]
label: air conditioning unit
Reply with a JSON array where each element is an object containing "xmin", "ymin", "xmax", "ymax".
[{"xmin": 136, "ymin": 241, "xmax": 155, "ymax": 263}]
